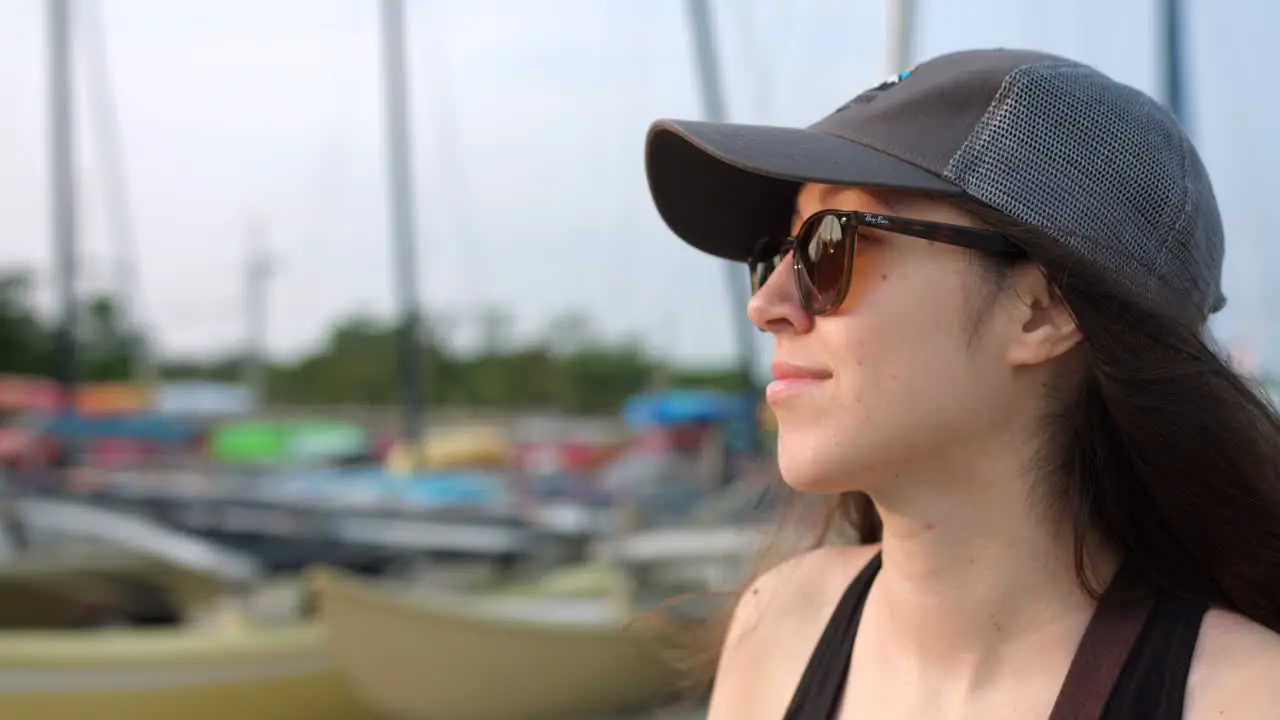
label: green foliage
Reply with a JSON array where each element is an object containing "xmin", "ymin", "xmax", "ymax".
[
  {"xmin": 80, "ymin": 296, "xmax": 140, "ymax": 382},
  {"xmin": 0, "ymin": 271, "xmax": 53, "ymax": 375},
  {"xmin": 0, "ymin": 269, "xmax": 136, "ymax": 380},
  {"xmin": 0, "ymin": 266, "xmax": 749, "ymax": 415}
]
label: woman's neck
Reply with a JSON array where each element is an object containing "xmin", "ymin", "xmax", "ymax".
[{"xmin": 862, "ymin": 455, "xmax": 1118, "ymax": 692}]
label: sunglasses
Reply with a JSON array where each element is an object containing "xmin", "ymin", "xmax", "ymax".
[{"xmin": 749, "ymin": 209, "xmax": 1024, "ymax": 315}]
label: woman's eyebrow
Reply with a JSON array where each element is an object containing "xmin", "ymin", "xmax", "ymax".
[
  {"xmin": 791, "ymin": 189, "xmax": 904, "ymax": 227},
  {"xmin": 849, "ymin": 188, "xmax": 904, "ymax": 214}
]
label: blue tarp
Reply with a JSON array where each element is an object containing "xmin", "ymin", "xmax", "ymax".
[
  {"xmin": 270, "ymin": 466, "xmax": 508, "ymax": 509},
  {"xmin": 152, "ymin": 381, "xmax": 256, "ymax": 418},
  {"xmin": 41, "ymin": 412, "xmax": 199, "ymax": 442},
  {"xmin": 621, "ymin": 389, "xmax": 755, "ymax": 428},
  {"xmin": 399, "ymin": 470, "xmax": 507, "ymax": 508}
]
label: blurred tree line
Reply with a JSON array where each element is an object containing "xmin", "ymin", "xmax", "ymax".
[{"xmin": 0, "ymin": 268, "xmax": 745, "ymax": 415}]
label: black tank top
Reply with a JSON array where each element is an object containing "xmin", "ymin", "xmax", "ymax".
[{"xmin": 782, "ymin": 553, "xmax": 1208, "ymax": 719}]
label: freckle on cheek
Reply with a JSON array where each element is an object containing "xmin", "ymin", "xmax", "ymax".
[{"xmin": 881, "ymin": 274, "xmax": 889, "ymax": 281}]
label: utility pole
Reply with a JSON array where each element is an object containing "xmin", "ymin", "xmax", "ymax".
[
  {"xmin": 242, "ymin": 221, "xmax": 273, "ymax": 408},
  {"xmin": 48, "ymin": 0, "xmax": 81, "ymax": 465},
  {"xmin": 380, "ymin": 0, "xmax": 426, "ymax": 442}
]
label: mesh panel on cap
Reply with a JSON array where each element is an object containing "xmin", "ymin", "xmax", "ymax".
[{"xmin": 942, "ymin": 61, "xmax": 1225, "ymax": 319}]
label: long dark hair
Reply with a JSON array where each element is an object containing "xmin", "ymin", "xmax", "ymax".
[
  {"xmin": 679, "ymin": 194, "xmax": 1280, "ymax": 694},
  {"xmin": 958, "ymin": 197, "xmax": 1280, "ymax": 619}
]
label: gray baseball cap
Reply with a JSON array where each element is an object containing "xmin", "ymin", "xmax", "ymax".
[{"xmin": 645, "ymin": 48, "xmax": 1226, "ymax": 319}]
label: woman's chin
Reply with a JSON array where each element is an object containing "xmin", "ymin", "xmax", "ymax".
[
  {"xmin": 777, "ymin": 454, "xmax": 854, "ymax": 495},
  {"xmin": 774, "ymin": 428, "xmax": 831, "ymax": 487},
  {"xmin": 776, "ymin": 432, "xmax": 878, "ymax": 495}
]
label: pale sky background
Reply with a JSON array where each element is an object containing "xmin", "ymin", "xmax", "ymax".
[{"xmin": 0, "ymin": 0, "xmax": 1275, "ymax": 374}]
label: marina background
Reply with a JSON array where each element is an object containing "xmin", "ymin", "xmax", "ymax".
[{"xmin": 0, "ymin": 0, "xmax": 1273, "ymax": 718}]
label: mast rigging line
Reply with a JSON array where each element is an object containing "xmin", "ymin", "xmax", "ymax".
[
  {"xmin": 78, "ymin": 0, "xmax": 153, "ymax": 383},
  {"xmin": 684, "ymin": 0, "xmax": 758, "ymax": 385},
  {"xmin": 77, "ymin": 2, "xmax": 133, "ymax": 293}
]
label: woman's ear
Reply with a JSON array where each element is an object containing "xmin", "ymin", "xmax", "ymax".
[{"xmin": 1003, "ymin": 265, "xmax": 1083, "ymax": 367}]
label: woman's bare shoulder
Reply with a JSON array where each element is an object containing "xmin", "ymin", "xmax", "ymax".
[
  {"xmin": 706, "ymin": 543, "xmax": 880, "ymax": 720},
  {"xmin": 726, "ymin": 543, "xmax": 881, "ymax": 646},
  {"xmin": 1184, "ymin": 608, "xmax": 1280, "ymax": 719}
]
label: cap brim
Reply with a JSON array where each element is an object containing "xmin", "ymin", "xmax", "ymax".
[{"xmin": 645, "ymin": 119, "xmax": 963, "ymax": 261}]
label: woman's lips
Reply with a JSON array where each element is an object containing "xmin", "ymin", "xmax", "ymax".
[{"xmin": 767, "ymin": 361, "xmax": 831, "ymax": 404}]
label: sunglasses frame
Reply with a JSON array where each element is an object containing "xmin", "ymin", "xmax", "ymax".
[{"xmin": 749, "ymin": 209, "xmax": 1025, "ymax": 315}]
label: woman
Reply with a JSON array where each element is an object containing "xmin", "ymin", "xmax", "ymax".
[{"xmin": 644, "ymin": 48, "xmax": 1280, "ymax": 718}]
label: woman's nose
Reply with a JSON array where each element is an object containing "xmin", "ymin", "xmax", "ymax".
[{"xmin": 747, "ymin": 252, "xmax": 813, "ymax": 336}]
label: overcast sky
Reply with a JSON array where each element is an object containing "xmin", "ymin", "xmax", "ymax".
[{"xmin": 0, "ymin": 0, "xmax": 1275, "ymax": 373}]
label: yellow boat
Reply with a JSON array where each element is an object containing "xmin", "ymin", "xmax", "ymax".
[
  {"xmin": 310, "ymin": 563, "xmax": 681, "ymax": 719},
  {"xmin": 0, "ymin": 547, "xmax": 234, "ymax": 628},
  {"xmin": 386, "ymin": 424, "xmax": 511, "ymax": 474},
  {"xmin": 0, "ymin": 528, "xmax": 373, "ymax": 718},
  {"xmin": 0, "ymin": 621, "xmax": 373, "ymax": 719},
  {"xmin": 1, "ymin": 497, "xmax": 264, "ymax": 617}
]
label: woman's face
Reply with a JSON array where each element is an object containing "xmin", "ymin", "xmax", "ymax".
[{"xmin": 748, "ymin": 183, "xmax": 1038, "ymax": 495}]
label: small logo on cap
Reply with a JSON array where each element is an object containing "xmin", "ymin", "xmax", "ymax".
[
  {"xmin": 828, "ymin": 65, "xmax": 918, "ymax": 115},
  {"xmin": 871, "ymin": 65, "xmax": 917, "ymax": 92}
]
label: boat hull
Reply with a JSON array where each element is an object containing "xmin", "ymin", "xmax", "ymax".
[
  {"xmin": 0, "ymin": 550, "xmax": 230, "ymax": 628},
  {"xmin": 0, "ymin": 623, "xmax": 373, "ymax": 719},
  {"xmin": 312, "ymin": 567, "xmax": 681, "ymax": 719}
]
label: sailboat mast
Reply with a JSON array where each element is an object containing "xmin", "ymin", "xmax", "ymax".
[
  {"xmin": 1159, "ymin": 0, "xmax": 1261, "ymax": 376},
  {"xmin": 885, "ymin": 0, "xmax": 916, "ymax": 73},
  {"xmin": 47, "ymin": 0, "xmax": 80, "ymax": 435},
  {"xmin": 380, "ymin": 0, "xmax": 426, "ymax": 441},
  {"xmin": 684, "ymin": 0, "xmax": 760, "ymax": 443},
  {"xmin": 1161, "ymin": 0, "xmax": 1186, "ymax": 126}
]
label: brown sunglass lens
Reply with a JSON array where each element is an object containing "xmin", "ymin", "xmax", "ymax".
[
  {"xmin": 749, "ymin": 239, "xmax": 790, "ymax": 294},
  {"xmin": 750, "ymin": 257, "xmax": 777, "ymax": 293},
  {"xmin": 796, "ymin": 214, "xmax": 849, "ymax": 312}
]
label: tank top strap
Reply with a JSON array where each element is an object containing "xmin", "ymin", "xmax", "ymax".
[
  {"xmin": 781, "ymin": 551, "xmax": 882, "ymax": 720},
  {"xmin": 1051, "ymin": 563, "xmax": 1209, "ymax": 720},
  {"xmin": 1098, "ymin": 591, "xmax": 1207, "ymax": 719},
  {"xmin": 1049, "ymin": 561, "xmax": 1156, "ymax": 720},
  {"xmin": 778, "ymin": 552, "xmax": 1206, "ymax": 720}
]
